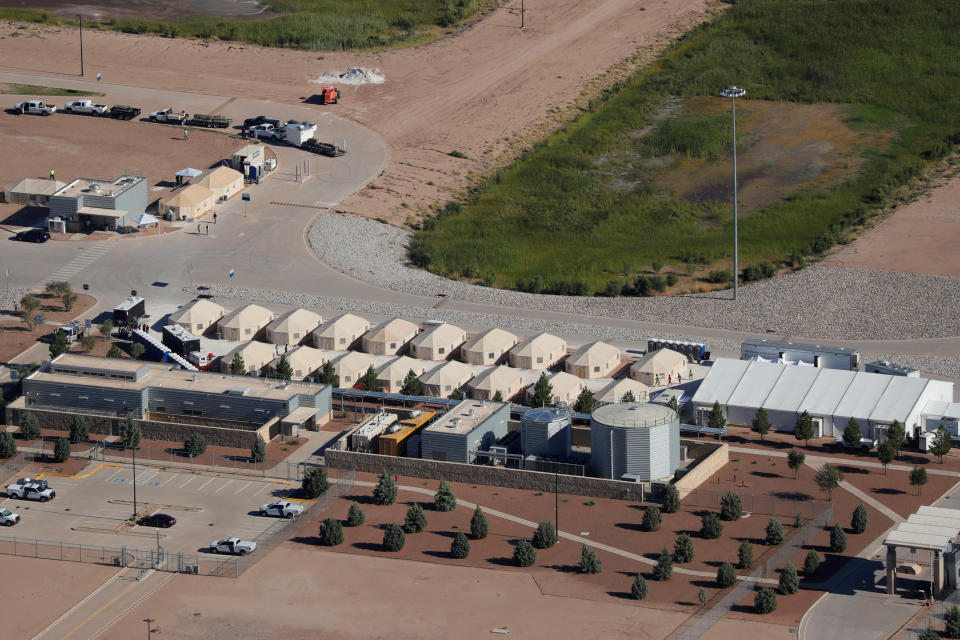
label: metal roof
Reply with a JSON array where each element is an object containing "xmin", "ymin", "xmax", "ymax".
[
  {"xmin": 726, "ymin": 361, "xmax": 786, "ymax": 408},
  {"xmin": 884, "ymin": 506, "xmax": 960, "ymax": 552},
  {"xmin": 760, "ymin": 365, "xmax": 822, "ymax": 412},
  {"xmin": 797, "ymin": 368, "xmax": 856, "ymax": 416},
  {"xmin": 832, "ymin": 373, "xmax": 893, "ymax": 421},
  {"xmin": 691, "ymin": 359, "xmax": 750, "ymax": 406},
  {"xmin": 869, "ymin": 375, "xmax": 929, "ymax": 423}
]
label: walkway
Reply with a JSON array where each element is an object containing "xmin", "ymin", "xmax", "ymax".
[{"xmin": 729, "ymin": 445, "xmax": 960, "ymax": 477}]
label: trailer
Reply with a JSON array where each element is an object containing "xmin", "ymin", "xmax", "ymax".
[
  {"xmin": 301, "ymin": 138, "xmax": 346, "ymax": 157},
  {"xmin": 161, "ymin": 324, "xmax": 201, "ymax": 357},
  {"xmin": 113, "ymin": 296, "xmax": 145, "ymax": 327},
  {"xmin": 186, "ymin": 113, "xmax": 231, "ymax": 129},
  {"xmin": 740, "ymin": 339, "xmax": 859, "ymax": 370},
  {"xmin": 131, "ymin": 329, "xmax": 197, "ymax": 370},
  {"xmin": 109, "ymin": 105, "xmax": 141, "ymax": 120}
]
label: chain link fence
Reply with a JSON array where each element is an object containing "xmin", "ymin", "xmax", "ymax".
[{"xmin": 903, "ymin": 589, "xmax": 960, "ymax": 639}]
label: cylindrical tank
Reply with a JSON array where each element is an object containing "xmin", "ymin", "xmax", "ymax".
[
  {"xmin": 590, "ymin": 402, "xmax": 679, "ymax": 481},
  {"xmin": 521, "ymin": 407, "xmax": 572, "ymax": 458}
]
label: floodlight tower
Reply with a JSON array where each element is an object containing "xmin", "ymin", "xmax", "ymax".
[{"xmin": 720, "ymin": 85, "xmax": 746, "ymax": 301}]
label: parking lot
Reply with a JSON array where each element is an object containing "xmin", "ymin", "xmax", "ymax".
[{"xmin": 0, "ymin": 462, "xmax": 306, "ymax": 556}]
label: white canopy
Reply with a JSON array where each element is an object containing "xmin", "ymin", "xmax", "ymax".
[
  {"xmin": 134, "ymin": 213, "xmax": 159, "ymax": 226},
  {"xmin": 176, "ymin": 168, "xmax": 203, "ymax": 178}
]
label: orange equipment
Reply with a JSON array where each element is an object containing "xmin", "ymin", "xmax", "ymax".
[{"xmin": 318, "ymin": 85, "xmax": 340, "ymax": 105}]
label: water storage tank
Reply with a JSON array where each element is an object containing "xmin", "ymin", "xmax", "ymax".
[
  {"xmin": 521, "ymin": 407, "xmax": 572, "ymax": 457},
  {"xmin": 590, "ymin": 402, "xmax": 680, "ymax": 482}
]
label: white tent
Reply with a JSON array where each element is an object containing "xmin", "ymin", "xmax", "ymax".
[
  {"xmin": 134, "ymin": 213, "xmax": 159, "ymax": 227},
  {"xmin": 175, "ymin": 168, "xmax": 203, "ymax": 179}
]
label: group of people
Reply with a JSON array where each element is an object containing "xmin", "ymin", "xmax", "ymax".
[{"xmin": 655, "ymin": 369, "xmax": 696, "ymax": 387}]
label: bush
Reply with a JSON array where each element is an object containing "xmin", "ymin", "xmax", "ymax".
[
  {"xmin": 318, "ymin": 517, "xmax": 344, "ymax": 546},
  {"xmin": 631, "ymin": 574, "xmax": 648, "ymax": 600},
  {"xmin": 301, "ymin": 467, "xmax": 329, "ymax": 499},
  {"xmin": 720, "ymin": 491, "xmax": 742, "ymax": 521},
  {"xmin": 346, "ymin": 503, "xmax": 365, "ymax": 526},
  {"xmin": 0, "ymin": 432, "xmax": 17, "ymax": 459},
  {"xmin": 19, "ymin": 411, "xmax": 41, "ymax": 440},
  {"xmin": 765, "ymin": 517, "xmax": 784, "ymax": 545},
  {"xmin": 666, "ymin": 273, "xmax": 678, "ymax": 287},
  {"xmin": 919, "ymin": 628, "xmax": 941, "ymax": 640},
  {"xmin": 700, "ymin": 513, "xmax": 723, "ymax": 539},
  {"xmin": 673, "ymin": 533, "xmax": 695, "ymax": 563},
  {"xmin": 373, "ymin": 472, "xmax": 398, "ymax": 505},
  {"xmin": 945, "ymin": 604, "xmax": 960, "ymax": 638},
  {"xmin": 533, "ymin": 521, "xmax": 557, "ymax": 549},
  {"xmin": 830, "ymin": 523, "xmax": 848, "ymax": 552},
  {"xmin": 434, "ymin": 479, "xmax": 457, "ymax": 512},
  {"xmin": 742, "ymin": 262, "xmax": 776, "ymax": 282},
  {"xmin": 754, "ymin": 587, "xmax": 778, "ymax": 614},
  {"xmin": 642, "ymin": 506, "xmax": 662, "ymax": 531},
  {"xmin": 69, "ymin": 414, "xmax": 88, "ymax": 444},
  {"xmin": 738, "ymin": 540, "xmax": 754, "ymax": 569},
  {"xmin": 119, "ymin": 413, "xmax": 141, "ymax": 449},
  {"xmin": 513, "ymin": 540, "xmax": 537, "ymax": 567},
  {"xmin": 851, "ymin": 503, "xmax": 868, "ymax": 534},
  {"xmin": 778, "ymin": 562, "xmax": 799, "ymax": 595},
  {"xmin": 663, "ymin": 484, "xmax": 681, "ymax": 513},
  {"xmin": 579, "ymin": 544, "xmax": 602, "ymax": 574},
  {"xmin": 451, "ymin": 532, "xmax": 471, "ymax": 559},
  {"xmin": 716, "ymin": 562, "xmax": 737, "ymax": 588},
  {"xmin": 183, "ymin": 433, "xmax": 207, "ymax": 457},
  {"xmin": 471, "ymin": 505, "xmax": 488, "ymax": 539},
  {"xmin": 707, "ymin": 269, "xmax": 733, "ymax": 283},
  {"xmin": 382, "ymin": 523, "xmax": 406, "ymax": 551},
  {"xmin": 53, "ymin": 437, "xmax": 71, "ymax": 463},
  {"xmin": 653, "ymin": 547, "xmax": 673, "ymax": 581},
  {"xmin": 404, "ymin": 503, "xmax": 428, "ymax": 533},
  {"xmin": 803, "ymin": 550, "xmax": 821, "ymax": 577},
  {"xmin": 251, "ymin": 435, "xmax": 266, "ymax": 463}
]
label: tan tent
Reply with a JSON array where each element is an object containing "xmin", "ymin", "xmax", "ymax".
[
  {"xmin": 375, "ymin": 356, "xmax": 428, "ymax": 393},
  {"xmin": 312, "ymin": 313, "xmax": 370, "ymax": 351},
  {"xmin": 527, "ymin": 371, "xmax": 583, "ymax": 406},
  {"xmin": 595, "ymin": 378, "xmax": 650, "ymax": 404},
  {"xmin": 167, "ymin": 298, "xmax": 224, "ymax": 335},
  {"xmin": 265, "ymin": 308, "xmax": 323, "ymax": 346},
  {"xmin": 158, "ymin": 184, "xmax": 215, "ymax": 220},
  {"xmin": 361, "ymin": 318, "xmax": 419, "ymax": 355},
  {"xmin": 630, "ymin": 348, "xmax": 688, "ymax": 386},
  {"xmin": 270, "ymin": 346, "xmax": 327, "ymax": 380},
  {"xmin": 468, "ymin": 365, "xmax": 523, "ymax": 401},
  {"xmin": 420, "ymin": 361, "xmax": 474, "ymax": 397},
  {"xmin": 4, "ymin": 177, "xmax": 66, "ymax": 206},
  {"xmin": 196, "ymin": 166, "xmax": 244, "ymax": 201},
  {"xmin": 218, "ymin": 304, "xmax": 274, "ymax": 341},
  {"xmin": 220, "ymin": 340, "xmax": 277, "ymax": 375},
  {"xmin": 409, "ymin": 323, "xmax": 466, "ymax": 361},
  {"xmin": 333, "ymin": 351, "xmax": 375, "ymax": 387},
  {"xmin": 509, "ymin": 332, "xmax": 567, "ymax": 370},
  {"xmin": 460, "ymin": 328, "xmax": 518, "ymax": 366},
  {"xmin": 565, "ymin": 341, "xmax": 621, "ymax": 379}
]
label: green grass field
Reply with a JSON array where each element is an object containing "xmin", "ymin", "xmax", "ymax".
[
  {"xmin": 411, "ymin": 0, "xmax": 960, "ymax": 295},
  {"xmin": 0, "ymin": 1, "xmax": 495, "ymax": 50},
  {"xmin": 0, "ymin": 83, "xmax": 96, "ymax": 96}
]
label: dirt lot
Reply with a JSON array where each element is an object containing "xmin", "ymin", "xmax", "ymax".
[{"xmin": 0, "ymin": 292, "xmax": 96, "ymax": 363}]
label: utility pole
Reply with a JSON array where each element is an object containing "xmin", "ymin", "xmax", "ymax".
[
  {"xmin": 144, "ymin": 618, "xmax": 154, "ymax": 640},
  {"xmin": 132, "ymin": 440, "xmax": 137, "ymax": 519},
  {"xmin": 521, "ymin": 0, "xmax": 525, "ymax": 29},
  {"xmin": 554, "ymin": 471, "xmax": 559, "ymax": 540},
  {"xmin": 77, "ymin": 15, "xmax": 84, "ymax": 76},
  {"xmin": 720, "ymin": 85, "xmax": 746, "ymax": 301}
]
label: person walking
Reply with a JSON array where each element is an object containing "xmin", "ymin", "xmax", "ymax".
[
  {"xmin": 49, "ymin": 168, "xmax": 55, "ymax": 180},
  {"xmin": 668, "ymin": 374, "xmax": 672, "ymax": 385},
  {"xmin": 183, "ymin": 128, "xmax": 189, "ymax": 141},
  {"xmin": 689, "ymin": 368, "xmax": 694, "ymax": 380},
  {"xmin": 213, "ymin": 212, "xmax": 217, "ymax": 224}
]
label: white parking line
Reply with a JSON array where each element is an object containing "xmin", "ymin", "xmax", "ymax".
[
  {"xmin": 214, "ymin": 480, "xmax": 234, "ymax": 494},
  {"xmin": 232, "ymin": 481, "xmax": 251, "ymax": 495},
  {"xmin": 105, "ymin": 468, "xmax": 123, "ymax": 481},
  {"xmin": 255, "ymin": 484, "xmax": 276, "ymax": 496},
  {"xmin": 178, "ymin": 476, "xmax": 196, "ymax": 489},
  {"xmin": 196, "ymin": 477, "xmax": 216, "ymax": 491},
  {"xmin": 154, "ymin": 474, "xmax": 176, "ymax": 487}
]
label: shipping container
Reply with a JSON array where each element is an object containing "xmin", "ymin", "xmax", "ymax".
[{"xmin": 378, "ymin": 411, "xmax": 437, "ymax": 456}]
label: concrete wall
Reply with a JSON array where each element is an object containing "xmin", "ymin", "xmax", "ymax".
[
  {"xmin": 674, "ymin": 440, "xmax": 729, "ymax": 498},
  {"xmin": 325, "ymin": 449, "xmax": 645, "ymax": 501}
]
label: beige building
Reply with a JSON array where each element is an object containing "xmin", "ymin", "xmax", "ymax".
[
  {"xmin": 158, "ymin": 184, "xmax": 215, "ymax": 220},
  {"xmin": 595, "ymin": 378, "xmax": 650, "ymax": 405},
  {"xmin": 219, "ymin": 340, "xmax": 277, "ymax": 375},
  {"xmin": 409, "ymin": 323, "xmax": 466, "ymax": 361},
  {"xmin": 630, "ymin": 348, "xmax": 689, "ymax": 386},
  {"xmin": 460, "ymin": 328, "xmax": 518, "ymax": 366},
  {"xmin": 467, "ymin": 365, "xmax": 524, "ymax": 402},
  {"xmin": 361, "ymin": 318, "xmax": 419, "ymax": 356},
  {"xmin": 420, "ymin": 361, "xmax": 474, "ymax": 398},
  {"xmin": 375, "ymin": 356, "xmax": 429, "ymax": 393},
  {"xmin": 527, "ymin": 371, "xmax": 583, "ymax": 406},
  {"xmin": 167, "ymin": 298, "xmax": 224, "ymax": 335},
  {"xmin": 218, "ymin": 304, "xmax": 274, "ymax": 342},
  {"xmin": 4, "ymin": 177, "xmax": 66, "ymax": 206},
  {"xmin": 332, "ymin": 351, "xmax": 375, "ymax": 387},
  {"xmin": 565, "ymin": 341, "xmax": 621, "ymax": 379},
  {"xmin": 265, "ymin": 308, "xmax": 323, "ymax": 346},
  {"xmin": 270, "ymin": 346, "xmax": 327, "ymax": 381},
  {"xmin": 312, "ymin": 313, "xmax": 370, "ymax": 351},
  {"xmin": 196, "ymin": 166, "xmax": 244, "ymax": 201},
  {"xmin": 509, "ymin": 332, "xmax": 567, "ymax": 370}
]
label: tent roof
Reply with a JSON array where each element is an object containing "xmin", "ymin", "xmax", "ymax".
[
  {"xmin": 421, "ymin": 361, "xmax": 474, "ymax": 386},
  {"xmin": 545, "ymin": 371, "xmax": 582, "ymax": 395},
  {"xmin": 364, "ymin": 318, "xmax": 418, "ymax": 344},
  {"xmin": 376, "ymin": 356, "xmax": 427, "ymax": 379},
  {"xmin": 175, "ymin": 168, "xmax": 203, "ymax": 178},
  {"xmin": 510, "ymin": 332, "xmax": 565, "ymax": 357},
  {"xmin": 760, "ymin": 365, "xmax": 823, "ymax": 412},
  {"xmin": 266, "ymin": 308, "xmax": 322, "ymax": 335},
  {"xmin": 313, "ymin": 313, "xmax": 370, "ymax": 339},
  {"xmin": 870, "ymin": 376, "xmax": 930, "ymax": 423},
  {"xmin": 462, "ymin": 328, "xmax": 518, "ymax": 353},
  {"xmin": 6, "ymin": 177, "xmax": 66, "ymax": 196},
  {"xmin": 566, "ymin": 341, "xmax": 620, "ymax": 367},
  {"xmin": 333, "ymin": 350, "xmax": 374, "ymax": 371},
  {"xmin": 691, "ymin": 359, "xmax": 750, "ymax": 405},
  {"xmin": 223, "ymin": 340, "xmax": 276, "ymax": 363},
  {"xmin": 469, "ymin": 365, "xmax": 523, "ymax": 391},
  {"xmin": 632, "ymin": 348, "xmax": 688, "ymax": 373},
  {"xmin": 596, "ymin": 378, "xmax": 649, "ymax": 404},
  {"xmin": 169, "ymin": 298, "xmax": 225, "ymax": 325},
  {"xmin": 198, "ymin": 166, "xmax": 243, "ymax": 188},
  {"xmin": 162, "ymin": 184, "xmax": 214, "ymax": 208},
  {"xmin": 134, "ymin": 213, "xmax": 159, "ymax": 226},
  {"xmin": 220, "ymin": 303, "xmax": 273, "ymax": 329},
  {"xmin": 410, "ymin": 323, "xmax": 465, "ymax": 348},
  {"xmin": 726, "ymin": 361, "xmax": 787, "ymax": 408},
  {"xmin": 274, "ymin": 346, "xmax": 326, "ymax": 371}
]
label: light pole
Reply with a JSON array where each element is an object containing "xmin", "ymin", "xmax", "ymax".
[
  {"xmin": 720, "ymin": 85, "xmax": 746, "ymax": 301},
  {"xmin": 77, "ymin": 15, "xmax": 84, "ymax": 76},
  {"xmin": 131, "ymin": 439, "xmax": 138, "ymax": 519},
  {"xmin": 144, "ymin": 618, "xmax": 154, "ymax": 639}
]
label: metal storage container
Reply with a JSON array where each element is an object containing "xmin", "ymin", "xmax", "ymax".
[
  {"xmin": 521, "ymin": 407, "xmax": 572, "ymax": 458},
  {"xmin": 590, "ymin": 402, "xmax": 680, "ymax": 482}
]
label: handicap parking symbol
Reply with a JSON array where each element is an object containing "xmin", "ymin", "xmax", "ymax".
[
  {"xmin": 113, "ymin": 478, "xmax": 126, "ymax": 483},
  {"xmin": 147, "ymin": 481, "xmax": 160, "ymax": 487}
]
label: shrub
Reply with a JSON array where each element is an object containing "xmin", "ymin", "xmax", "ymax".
[
  {"xmin": 720, "ymin": 491, "xmax": 742, "ymax": 521},
  {"xmin": 183, "ymin": 433, "xmax": 207, "ymax": 457},
  {"xmin": 754, "ymin": 587, "xmax": 778, "ymax": 614},
  {"xmin": 346, "ymin": 503, "xmax": 365, "ymax": 527},
  {"xmin": 642, "ymin": 506, "xmax": 662, "ymax": 531},
  {"xmin": 663, "ymin": 484, "xmax": 681, "ymax": 513},
  {"xmin": 404, "ymin": 503, "xmax": 428, "ymax": 533},
  {"xmin": 19, "ymin": 411, "xmax": 41, "ymax": 440},
  {"xmin": 451, "ymin": 532, "xmax": 471, "ymax": 559},
  {"xmin": 251, "ymin": 435, "xmax": 266, "ymax": 463},
  {"xmin": 301, "ymin": 467, "xmax": 329, "ymax": 499},
  {"xmin": 471, "ymin": 505, "xmax": 488, "ymax": 539},
  {"xmin": 700, "ymin": 513, "xmax": 723, "ymax": 539},
  {"xmin": 653, "ymin": 547, "xmax": 673, "ymax": 581},
  {"xmin": 716, "ymin": 562, "xmax": 737, "ymax": 588},
  {"xmin": 738, "ymin": 541, "xmax": 754, "ymax": 569},
  {"xmin": 382, "ymin": 523, "xmax": 406, "ymax": 551},
  {"xmin": 448, "ymin": 150, "xmax": 467, "ymax": 158},
  {"xmin": 803, "ymin": 550, "xmax": 821, "ymax": 577},
  {"xmin": 778, "ymin": 562, "xmax": 799, "ymax": 595},
  {"xmin": 373, "ymin": 472, "xmax": 398, "ymax": 505},
  {"xmin": 765, "ymin": 517, "xmax": 784, "ymax": 545},
  {"xmin": 851, "ymin": 503, "xmax": 868, "ymax": 534},
  {"xmin": 0, "ymin": 432, "xmax": 17, "ymax": 459},
  {"xmin": 69, "ymin": 414, "xmax": 88, "ymax": 444},
  {"xmin": 631, "ymin": 574, "xmax": 648, "ymax": 600},
  {"xmin": 579, "ymin": 544, "xmax": 602, "ymax": 574},
  {"xmin": 673, "ymin": 533, "xmax": 695, "ymax": 563},
  {"xmin": 532, "ymin": 521, "xmax": 557, "ymax": 549},
  {"xmin": 665, "ymin": 273, "xmax": 678, "ymax": 287},
  {"xmin": 707, "ymin": 269, "xmax": 732, "ymax": 283},
  {"xmin": 945, "ymin": 604, "xmax": 960, "ymax": 638},
  {"xmin": 830, "ymin": 523, "xmax": 847, "ymax": 552},
  {"xmin": 513, "ymin": 540, "xmax": 537, "ymax": 567},
  {"xmin": 434, "ymin": 479, "xmax": 457, "ymax": 512},
  {"xmin": 53, "ymin": 437, "xmax": 71, "ymax": 463},
  {"xmin": 919, "ymin": 628, "xmax": 941, "ymax": 640},
  {"xmin": 318, "ymin": 517, "xmax": 344, "ymax": 546},
  {"xmin": 119, "ymin": 413, "xmax": 141, "ymax": 449}
]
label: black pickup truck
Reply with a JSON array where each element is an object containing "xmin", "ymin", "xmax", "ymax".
[{"xmin": 109, "ymin": 104, "xmax": 142, "ymax": 120}]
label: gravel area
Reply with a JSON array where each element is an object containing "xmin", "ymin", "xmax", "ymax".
[
  {"xmin": 0, "ymin": 288, "xmax": 31, "ymax": 313},
  {"xmin": 308, "ymin": 214, "xmax": 960, "ymax": 341}
]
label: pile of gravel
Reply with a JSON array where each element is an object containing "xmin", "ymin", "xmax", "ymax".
[
  {"xmin": 308, "ymin": 213, "xmax": 960, "ymax": 341},
  {"xmin": 0, "ymin": 288, "xmax": 31, "ymax": 313}
]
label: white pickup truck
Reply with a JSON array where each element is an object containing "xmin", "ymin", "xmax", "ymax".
[
  {"xmin": 149, "ymin": 107, "xmax": 188, "ymax": 124},
  {"xmin": 209, "ymin": 537, "xmax": 256, "ymax": 555},
  {"xmin": 13, "ymin": 99, "xmax": 56, "ymax": 115},
  {"xmin": 0, "ymin": 508, "xmax": 20, "ymax": 526},
  {"xmin": 5, "ymin": 482, "xmax": 55, "ymax": 502},
  {"xmin": 63, "ymin": 99, "xmax": 108, "ymax": 116},
  {"xmin": 258, "ymin": 500, "xmax": 304, "ymax": 519}
]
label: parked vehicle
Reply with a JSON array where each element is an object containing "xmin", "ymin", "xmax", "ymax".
[
  {"xmin": 139, "ymin": 513, "xmax": 176, "ymax": 528},
  {"xmin": 149, "ymin": 107, "xmax": 188, "ymax": 124},
  {"xmin": 185, "ymin": 113, "xmax": 231, "ymax": 128},
  {"xmin": 248, "ymin": 123, "xmax": 277, "ymax": 138},
  {"xmin": 63, "ymin": 99, "xmax": 108, "ymax": 116},
  {"xmin": 256, "ymin": 120, "xmax": 318, "ymax": 146},
  {"xmin": 243, "ymin": 115, "xmax": 280, "ymax": 130},
  {"xmin": 13, "ymin": 99, "xmax": 56, "ymax": 115},
  {"xmin": 6, "ymin": 483, "xmax": 55, "ymax": 502},
  {"xmin": 831, "ymin": 436, "xmax": 876, "ymax": 451},
  {"xmin": 302, "ymin": 138, "xmax": 346, "ymax": 157},
  {"xmin": 0, "ymin": 508, "xmax": 19, "ymax": 526},
  {"xmin": 209, "ymin": 537, "xmax": 256, "ymax": 555},
  {"xmin": 15, "ymin": 228, "xmax": 50, "ymax": 243},
  {"xmin": 109, "ymin": 105, "xmax": 141, "ymax": 120},
  {"xmin": 258, "ymin": 500, "xmax": 304, "ymax": 519},
  {"xmin": 52, "ymin": 321, "xmax": 83, "ymax": 344},
  {"xmin": 16, "ymin": 478, "xmax": 49, "ymax": 490},
  {"xmin": 315, "ymin": 85, "xmax": 340, "ymax": 105},
  {"xmin": 187, "ymin": 351, "xmax": 213, "ymax": 370},
  {"xmin": 112, "ymin": 296, "xmax": 145, "ymax": 328}
]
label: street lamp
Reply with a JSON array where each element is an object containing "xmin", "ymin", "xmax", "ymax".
[
  {"xmin": 77, "ymin": 15, "xmax": 84, "ymax": 77},
  {"xmin": 143, "ymin": 618, "xmax": 154, "ymax": 639},
  {"xmin": 131, "ymin": 438, "xmax": 138, "ymax": 520},
  {"xmin": 720, "ymin": 85, "xmax": 746, "ymax": 301}
]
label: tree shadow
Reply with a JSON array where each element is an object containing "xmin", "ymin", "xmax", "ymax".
[
  {"xmin": 422, "ymin": 550, "xmax": 453, "ymax": 559},
  {"xmin": 702, "ymin": 560, "xmax": 726, "ymax": 568},
  {"xmin": 750, "ymin": 471, "xmax": 781, "ymax": 479},
  {"xmin": 729, "ymin": 604, "xmax": 755, "ymax": 614},
  {"xmin": 429, "ymin": 530, "xmax": 459, "ymax": 540},
  {"xmin": 344, "ymin": 493, "xmax": 375, "ymax": 505},
  {"xmin": 615, "ymin": 522, "xmax": 644, "ymax": 532},
  {"xmin": 897, "ymin": 454, "xmax": 930, "ymax": 465},
  {"xmin": 692, "ymin": 578, "xmax": 717, "ymax": 588},
  {"xmin": 836, "ymin": 465, "xmax": 869, "ymax": 475},
  {"xmin": 289, "ymin": 535, "xmax": 319, "ymax": 546},
  {"xmin": 351, "ymin": 542, "xmax": 383, "ymax": 552},
  {"xmin": 607, "ymin": 591, "xmax": 639, "ymax": 600},
  {"xmin": 487, "ymin": 556, "xmax": 517, "ymax": 567},
  {"xmin": 871, "ymin": 487, "xmax": 906, "ymax": 495},
  {"xmin": 772, "ymin": 491, "xmax": 813, "ymax": 501},
  {"xmin": 545, "ymin": 563, "xmax": 581, "ymax": 574}
]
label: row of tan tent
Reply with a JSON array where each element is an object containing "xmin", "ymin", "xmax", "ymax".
[{"xmin": 158, "ymin": 166, "xmax": 245, "ymax": 221}]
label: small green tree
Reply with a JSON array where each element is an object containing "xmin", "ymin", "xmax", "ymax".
[
  {"xmin": 301, "ymin": 467, "xmax": 329, "ymax": 499},
  {"xmin": 945, "ymin": 604, "xmax": 960, "ymax": 638},
  {"xmin": 229, "ymin": 353, "xmax": 246, "ymax": 375},
  {"xmin": 404, "ymin": 503, "xmax": 428, "ymax": 533},
  {"xmin": 130, "ymin": 342, "xmax": 146, "ymax": 361},
  {"xmin": 815, "ymin": 464, "xmax": 843, "ymax": 500},
  {"xmin": 53, "ymin": 437, "xmax": 71, "ymax": 463},
  {"xmin": 920, "ymin": 628, "xmax": 942, "ymax": 640},
  {"xmin": 383, "ymin": 523, "xmax": 406, "ymax": 551},
  {"xmin": 318, "ymin": 361, "xmax": 339, "ymax": 386},
  {"xmin": 318, "ymin": 517, "xmax": 344, "ymax": 546},
  {"xmin": 45, "ymin": 280, "xmax": 70, "ymax": 296},
  {"xmin": 716, "ymin": 562, "xmax": 737, "ymax": 588},
  {"xmin": 751, "ymin": 407, "xmax": 771, "ymax": 441},
  {"xmin": 877, "ymin": 440, "xmax": 895, "ymax": 474},
  {"xmin": 69, "ymin": 414, "xmax": 89, "ymax": 444},
  {"xmin": 673, "ymin": 533, "xmax": 695, "ymax": 563},
  {"xmin": 620, "ymin": 390, "xmax": 636, "ymax": 403},
  {"xmin": 448, "ymin": 388, "xmax": 464, "ymax": 400},
  {"xmin": 778, "ymin": 562, "xmax": 799, "ymax": 595},
  {"xmin": 80, "ymin": 334, "xmax": 96, "ymax": 352},
  {"xmin": 700, "ymin": 513, "xmax": 722, "ymax": 539},
  {"xmin": 910, "ymin": 466, "xmax": 928, "ymax": 496},
  {"xmin": 532, "ymin": 521, "xmax": 557, "ymax": 549},
  {"xmin": 842, "ymin": 417, "xmax": 863, "ymax": 448},
  {"xmin": 754, "ymin": 587, "xmax": 778, "ymax": 614},
  {"xmin": 631, "ymin": 574, "xmax": 648, "ymax": 599},
  {"xmin": 531, "ymin": 372, "xmax": 554, "ymax": 407},
  {"xmin": 275, "ymin": 355, "xmax": 293, "ymax": 380},
  {"xmin": 513, "ymin": 539, "xmax": 537, "ymax": 567},
  {"xmin": 251, "ymin": 434, "xmax": 266, "ymax": 462},
  {"xmin": 359, "ymin": 365, "xmax": 378, "ymax": 391},
  {"xmin": 98, "ymin": 320, "xmax": 113, "ymax": 339},
  {"xmin": 667, "ymin": 395, "xmax": 680, "ymax": 418},
  {"xmin": 373, "ymin": 472, "xmax": 398, "ymax": 505},
  {"xmin": 579, "ymin": 544, "xmax": 602, "ymax": 574},
  {"xmin": 49, "ymin": 330, "xmax": 70, "ymax": 359},
  {"xmin": 886, "ymin": 420, "xmax": 906, "ymax": 458},
  {"xmin": 183, "ymin": 433, "xmax": 207, "ymax": 457},
  {"xmin": 794, "ymin": 410, "xmax": 815, "ymax": 447},
  {"xmin": 575, "ymin": 387, "xmax": 595, "ymax": 413},
  {"xmin": 471, "ymin": 505, "xmax": 488, "ymax": 539},
  {"xmin": 400, "ymin": 369, "xmax": 423, "ymax": 396},
  {"xmin": 794, "ymin": 512, "xmax": 804, "ymax": 529},
  {"xmin": 492, "ymin": 390, "xmax": 504, "ymax": 402},
  {"xmin": 708, "ymin": 401, "xmax": 725, "ymax": 429},
  {"xmin": 931, "ymin": 424, "xmax": 952, "ymax": 463},
  {"xmin": 830, "ymin": 523, "xmax": 847, "ymax": 552},
  {"xmin": 434, "ymin": 479, "xmax": 457, "ymax": 512},
  {"xmin": 653, "ymin": 547, "xmax": 673, "ymax": 581},
  {"xmin": 61, "ymin": 291, "xmax": 78, "ymax": 312},
  {"xmin": 451, "ymin": 532, "xmax": 471, "ymax": 559},
  {"xmin": 20, "ymin": 411, "xmax": 41, "ymax": 440},
  {"xmin": 851, "ymin": 503, "xmax": 868, "ymax": 534},
  {"xmin": 720, "ymin": 491, "xmax": 742, "ymax": 521},
  {"xmin": 803, "ymin": 550, "xmax": 821, "ymax": 577},
  {"xmin": 0, "ymin": 432, "xmax": 17, "ymax": 459},
  {"xmin": 698, "ymin": 587, "xmax": 707, "ymax": 607},
  {"xmin": 766, "ymin": 517, "xmax": 784, "ymax": 545},
  {"xmin": 642, "ymin": 506, "xmax": 662, "ymax": 532},
  {"xmin": 663, "ymin": 484, "xmax": 681, "ymax": 513},
  {"xmin": 738, "ymin": 540, "xmax": 754, "ymax": 569},
  {"xmin": 787, "ymin": 449, "xmax": 806, "ymax": 479},
  {"xmin": 347, "ymin": 503, "xmax": 365, "ymax": 526},
  {"xmin": 106, "ymin": 344, "xmax": 124, "ymax": 358},
  {"xmin": 20, "ymin": 295, "xmax": 40, "ymax": 329}
]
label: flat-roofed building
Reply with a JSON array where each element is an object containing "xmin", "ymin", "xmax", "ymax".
[
  {"xmin": 49, "ymin": 175, "xmax": 147, "ymax": 230},
  {"xmin": 420, "ymin": 399, "xmax": 510, "ymax": 463}
]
